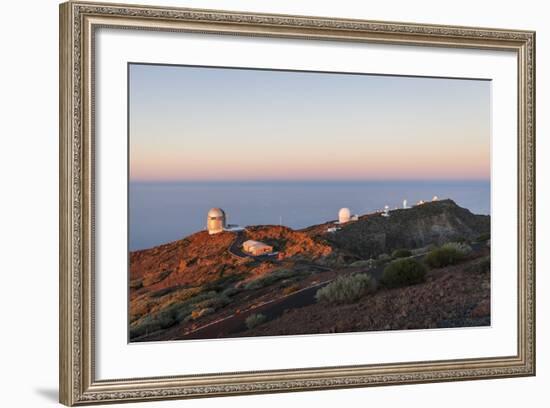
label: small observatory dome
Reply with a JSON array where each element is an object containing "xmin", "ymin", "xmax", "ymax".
[
  {"xmin": 207, "ymin": 208, "xmax": 226, "ymax": 235},
  {"xmin": 338, "ymin": 208, "xmax": 351, "ymax": 224}
]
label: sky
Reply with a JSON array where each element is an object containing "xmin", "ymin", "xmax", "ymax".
[{"xmin": 129, "ymin": 63, "xmax": 491, "ymax": 182}]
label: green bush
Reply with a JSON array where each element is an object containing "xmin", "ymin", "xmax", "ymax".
[
  {"xmin": 194, "ymin": 294, "xmax": 231, "ymax": 310},
  {"xmin": 221, "ymin": 286, "xmax": 240, "ymax": 297},
  {"xmin": 377, "ymin": 253, "xmax": 391, "ymax": 262},
  {"xmin": 129, "ymin": 301, "xmax": 188, "ymax": 339},
  {"xmin": 315, "ymin": 273, "xmax": 374, "ymax": 305},
  {"xmin": 380, "ymin": 258, "xmax": 427, "ymax": 288},
  {"xmin": 129, "ymin": 290, "xmax": 231, "ymax": 340},
  {"xmin": 129, "ymin": 316, "xmax": 162, "ymax": 339},
  {"xmin": 476, "ymin": 233, "xmax": 491, "ymax": 242},
  {"xmin": 245, "ymin": 313, "xmax": 267, "ymax": 329},
  {"xmin": 349, "ymin": 259, "xmax": 376, "ymax": 269},
  {"xmin": 466, "ymin": 256, "xmax": 491, "ymax": 274},
  {"xmin": 478, "ymin": 257, "xmax": 491, "ymax": 273},
  {"xmin": 442, "ymin": 242, "xmax": 472, "ymax": 255},
  {"xmin": 244, "ymin": 269, "xmax": 295, "ymax": 290},
  {"xmin": 392, "ymin": 249, "xmax": 412, "ymax": 259},
  {"xmin": 424, "ymin": 242, "xmax": 471, "ymax": 269},
  {"xmin": 411, "ymin": 244, "xmax": 436, "ymax": 256}
]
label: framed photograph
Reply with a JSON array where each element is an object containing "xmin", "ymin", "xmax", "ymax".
[{"xmin": 59, "ymin": 1, "xmax": 536, "ymax": 405}]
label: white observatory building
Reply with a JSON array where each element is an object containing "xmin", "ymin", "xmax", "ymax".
[
  {"xmin": 338, "ymin": 207, "xmax": 351, "ymax": 224},
  {"xmin": 207, "ymin": 208, "xmax": 226, "ymax": 235},
  {"xmin": 337, "ymin": 208, "xmax": 359, "ymax": 224}
]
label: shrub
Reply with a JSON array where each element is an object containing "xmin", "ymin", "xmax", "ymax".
[
  {"xmin": 424, "ymin": 247, "xmax": 462, "ymax": 268},
  {"xmin": 221, "ymin": 286, "xmax": 240, "ymax": 297},
  {"xmin": 392, "ymin": 249, "xmax": 412, "ymax": 259},
  {"xmin": 244, "ymin": 269, "xmax": 295, "ymax": 290},
  {"xmin": 411, "ymin": 244, "xmax": 436, "ymax": 256},
  {"xmin": 442, "ymin": 242, "xmax": 472, "ymax": 255},
  {"xmin": 245, "ymin": 313, "xmax": 267, "ymax": 329},
  {"xmin": 129, "ymin": 316, "xmax": 162, "ymax": 339},
  {"xmin": 315, "ymin": 273, "xmax": 374, "ymax": 305},
  {"xmin": 349, "ymin": 259, "xmax": 376, "ymax": 269},
  {"xmin": 194, "ymin": 294, "xmax": 231, "ymax": 310},
  {"xmin": 424, "ymin": 242, "xmax": 471, "ymax": 269},
  {"xmin": 171, "ymin": 286, "xmax": 203, "ymax": 302},
  {"xmin": 129, "ymin": 289, "xmax": 228, "ymax": 339},
  {"xmin": 377, "ymin": 253, "xmax": 391, "ymax": 262},
  {"xmin": 205, "ymin": 273, "xmax": 244, "ymax": 292},
  {"xmin": 476, "ymin": 233, "xmax": 491, "ymax": 242},
  {"xmin": 129, "ymin": 301, "xmax": 188, "ymax": 339},
  {"xmin": 478, "ymin": 257, "xmax": 491, "ymax": 273},
  {"xmin": 466, "ymin": 256, "xmax": 491, "ymax": 274},
  {"xmin": 381, "ymin": 258, "xmax": 427, "ymax": 288}
]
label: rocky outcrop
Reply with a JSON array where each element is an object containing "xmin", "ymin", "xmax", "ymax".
[
  {"xmin": 129, "ymin": 231, "xmax": 245, "ymax": 296},
  {"xmin": 306, "ymin": 199, "xmax": 489, "ymax": 259}
]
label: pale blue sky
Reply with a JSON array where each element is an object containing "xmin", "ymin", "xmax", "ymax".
[{"xmin": 129, "ymin": 63, "xmax": 491, "ymax": 181}]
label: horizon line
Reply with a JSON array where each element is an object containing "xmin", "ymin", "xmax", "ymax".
[{"xmin": 129, "ymin": 178, "xmax": 491, "ymax": 183}]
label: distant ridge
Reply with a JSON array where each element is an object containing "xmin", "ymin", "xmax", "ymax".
[{"xmin": 304, "ymin": 199, "xmax": 489, "ymax": 259}]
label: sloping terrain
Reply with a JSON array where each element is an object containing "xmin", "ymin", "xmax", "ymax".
[
  {"xmin": 129, "ymin": 199, "xmax": 490, "ymax": 341},
  {"xmin": 130, "ymin": 225, "xmax": 340, "ymax": 296},
  {"xmin": 238, "ymin": 250, "xmax": 491, "ymax": 338},
  {"xmin": 305, "ymin": 199, "xmax": 489, "ymax": 259}
]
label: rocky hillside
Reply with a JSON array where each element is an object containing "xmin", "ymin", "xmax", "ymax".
[
  {"xmin": 304, "ymin": 199, "xmax": 489, "ymax": 259},
  {"xmin": 130, "ymin": 225, "xmax": 341, "ymax": 299},
  {"xmin": 130, "ymin": 231, "xmax": 238, "ymax": 295},
  {"xmin": 239, "ymin": 249, "xmax": 491, "ymax": 338},
  {"xmin": 244, "ymin": 225, "xmax": 346, "ymax": 262},
  {"xmin": 129, "ymin": 199, "xmax": 490, "ymax": 341}
]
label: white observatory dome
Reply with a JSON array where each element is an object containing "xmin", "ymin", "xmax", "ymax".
[
  {"xmin": 207, "ymin": 208, "xmax": 226, "ymax": 235},
  {"xmin": 338, "ymin": 207, "xmax": 351, "ymax": 224}
]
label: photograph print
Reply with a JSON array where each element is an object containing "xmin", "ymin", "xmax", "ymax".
[{"xmin": 128, "ymin": 64, "xmax": 491, "ymax": 342}]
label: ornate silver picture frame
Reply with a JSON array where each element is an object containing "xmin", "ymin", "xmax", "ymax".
[{"xmin": 59, "ymin": 1, "xmax": 535, "ymax": 405}]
